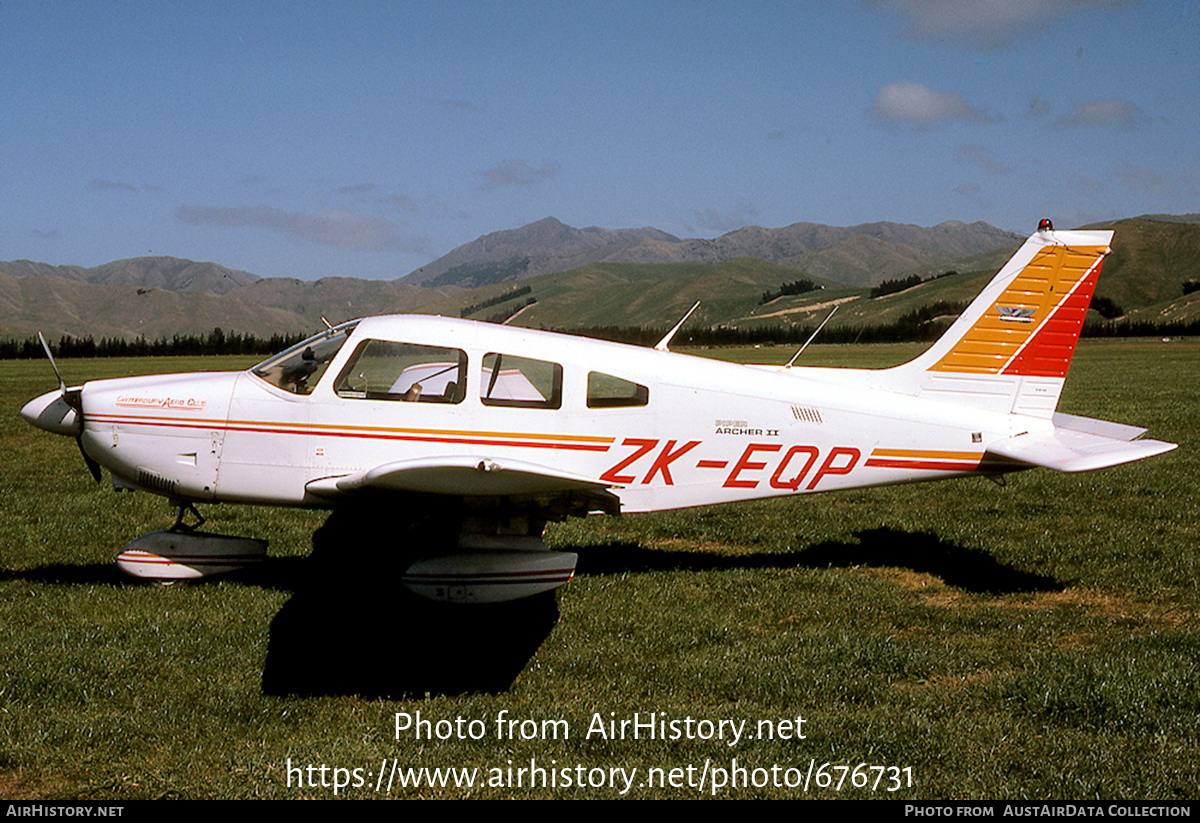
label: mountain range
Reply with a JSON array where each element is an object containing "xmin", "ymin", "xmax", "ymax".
[
  {"xmin": 401, "ymin": 216, "xmax": 1022, "ymax": 289},
  {"xmin": 3, "ymin": 215, "xmax": 1197, "ymax": 342}
]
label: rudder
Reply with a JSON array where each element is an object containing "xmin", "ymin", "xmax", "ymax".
[{"xmin": 884, "ymin": 223, "xmax": 1113, "ymax": 418}]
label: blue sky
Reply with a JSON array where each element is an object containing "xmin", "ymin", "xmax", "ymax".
[{"xmin": 2, "ymin": 1, "xmax": 1196, "ymax": 280}]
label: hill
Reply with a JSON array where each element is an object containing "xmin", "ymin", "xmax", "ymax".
[
  {"xmin": 230, "ymin": 277, "xmax": 446, "ymax": 326},
  {"xmin": 443, "ymin": 258, "xmax": 843, "ymax": 331},
  {"xmin": 0, "ymin": 258, "xmax": 449, "ymax": 340},
  {"xmin": 0, "ymin": 256, "xmax": 260, "ymax": 295},
  {"xmin": 1085, "ymin": 218, "xmax": 1200, "ymax": 324},
  {"xmin": 4, "ymin": 214, "xmax": 1199, "ymax": 345},
  {"xmin": 0, "ymin": 271, "xmax": 312, "ymax": 341},
  {"xmin": 442, "ymin": 258, "xmax": 992, "ymax": 337},
  {"xmin": 403, "ymin": 217, "xmax": 683, "ymax": 288},
  {"xmin": 670, "ymin": 219, "xmax": 1021, "ymax": 288},
  {"xmin": 402, "ymin": 217, "xmax": 1021, "ymax": 290}
]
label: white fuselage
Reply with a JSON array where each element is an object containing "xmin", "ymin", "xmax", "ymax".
[{"xmin": 72, "ymin": 315, "xmax": 1032, "ymax": 514}]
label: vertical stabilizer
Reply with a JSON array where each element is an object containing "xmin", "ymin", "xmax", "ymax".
[{"xmin": 882, "ymin": 225, "xmax": 1112, "ymax": 417}]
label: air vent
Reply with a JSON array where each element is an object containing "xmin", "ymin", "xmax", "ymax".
[
  {"xmin": 791, "ymin": 405, "xmax": 823, "ymax": 424},
  {"xmin": 137, "ymin": 468, "xmax": 177, "ymax": 496}
]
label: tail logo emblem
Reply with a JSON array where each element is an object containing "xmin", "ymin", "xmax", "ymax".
[{"xmin": 997, "ymin": 305, "xmax": 1036, "ymax": 323}]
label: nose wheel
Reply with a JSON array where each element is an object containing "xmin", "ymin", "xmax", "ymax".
[{"xmin": 117, "ymin": 502, "xmax": 267, "ymax": 581}]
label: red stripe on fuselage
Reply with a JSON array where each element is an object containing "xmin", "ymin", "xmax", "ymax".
[
  {"xmin": 863, "ymin": 457, "xmax": 980, "ymax": 471},
  {"xmin": 87, "ymin": 414, "xmax": 614, "ymax": 452}
]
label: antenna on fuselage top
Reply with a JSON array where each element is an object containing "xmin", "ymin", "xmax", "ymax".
[
  {"xmin": 783, "ymin": 304, "xmax": 838, "ymax": 369},
  {"xmin": 655, "ymin": 302, "xmax": 700, "ymax": 352}
]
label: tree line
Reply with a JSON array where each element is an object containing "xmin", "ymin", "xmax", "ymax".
[
  {"xmin": 759, "ymin": 278, "xmax": 819, "ymax": 305},
  {"xmin": 460, "ymin": 284, "xmax": 533, "ymax": 317},
  {"xmin": 561, "ymin": 301, "xmax": 1198, "ymax": 349},
  {"xmin": 564, "ymin": 301, "xmax": 970, "ymax": 348},
  {"xmin": 3, "ymin": 305, "xmax": 1194, "ymax": 362},
  {"xmin": 0, "ymin": 328, "xmax": 307, "ymax": 360}
]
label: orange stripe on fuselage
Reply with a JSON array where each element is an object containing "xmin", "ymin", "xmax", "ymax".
[
  {"xmin": 86, "ymin": 414, "xmax": 615, "ymax": 452},
  {"xmin": 865, "ymin": 447, "xmax": 983, "ymax": 472},
  {"xmin": 870, "ymin": 448, "xmax": 983, "ymax": 460}
]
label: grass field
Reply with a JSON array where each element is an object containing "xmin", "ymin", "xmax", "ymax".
[{"xmin": 1, "ymin": 340, "xmax": 1196, "ymax": 799}]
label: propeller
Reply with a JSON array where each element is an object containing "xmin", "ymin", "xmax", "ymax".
[{"xmin": 37, "ymin": 332, "xmax": 101, "ymax": 482}]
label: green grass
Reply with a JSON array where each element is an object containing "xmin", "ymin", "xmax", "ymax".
[{"xmin": 1, "ymin": 341, "xmax": 1196, "ymax": 799}]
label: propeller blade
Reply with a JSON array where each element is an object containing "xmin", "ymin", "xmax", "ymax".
[
  {"xmin": 77, "ymin": 438, "xmax": 101, "ymax": 482},
  {"xmin": 37, "ymin": 332, "xmax": 67, "ymax": 396},
  {"xmin": 37, "ymin": 331, "xmax": 98, "ymax": 482}
]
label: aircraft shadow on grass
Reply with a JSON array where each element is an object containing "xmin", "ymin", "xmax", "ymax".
[
  {"xmin": 571, "ymin": 526, "xmax": 1063, "ymax": 595},
  {"xmin": 2, "ymin": 554, "xmax": 557, "ymax": 699},
  {"xmin": 257, "ymin": 505, "xmax": 562, "ymax": 700},
  {"xmin": 3, "ymin": 525, "xmax": 1058, "ymax": 699}
]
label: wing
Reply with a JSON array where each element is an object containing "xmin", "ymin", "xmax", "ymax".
[
  {"xmin": 305, "ymin": 455, "xmax": 619, "ymax": 511},
  {"xmin": 304, "ymin": 456, "xmax": 620, "ymax": 604},
  {"xmin": 985, "ymin": 412, "xmax": 1177, "ymax": 473}
]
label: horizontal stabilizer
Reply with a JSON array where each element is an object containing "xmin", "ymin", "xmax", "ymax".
[
  {"xmin": 307, "ymin": 455, "xmax": 617, "ymax": 498},
  {"xmin": 986, "ymin": 415, "xmax": 1176, "ymax": 473},
  {"xmin": 1049, "ymin": 411, "xmax": 1148, "ymax": 442}
]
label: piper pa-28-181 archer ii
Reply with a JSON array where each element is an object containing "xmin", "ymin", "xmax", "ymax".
[{"xmin": 20, "ymin": 222, "xmax": 1176, "ymax": 602}]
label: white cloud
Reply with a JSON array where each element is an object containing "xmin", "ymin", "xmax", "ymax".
[
  {"xmin": 1063, "ymin": 172, "xmax": 1108, "ymax": 199},
  {"xmin": 688, "ymin": 204, "xmax": 762, "ymax": 234},
  {"xmin": 1115, "ymin": 164, "xmax": 1175, "ymax": 197},
  {"xmin": 382, "ymin": 193, "xmax": 420, "ymax": 215},
  {"xmin": 869, "ymin": 0, "xmax": 1132, "ymax": 50},
  {"xmin": 429, "ymin": 98, "xmax": 481, "ymax": 113},
  {"xmin": 956, "ymin": 145, "xmax": 1014, "ymax": 175},
  {"xmin": 90, "ymin": 178, "xmax": 139, "ymax": 193},
  {"xmin": 476, "ymin": 160, "xmax": 562, "ymax": 190},
  {"xmin": 872, "ymin": 81, "xmax": 992, "ymax": 126},
  {"xmin": 1026, "ymin": 96, "xmax": 1052, "ymax": 119},
  {"xmin": 1057, "ymin": 98, "xmax": 1146, "ymax": 129},
  {"xmin": 175, "ymin": 205, "xmax": 428, "ymax": 253}
]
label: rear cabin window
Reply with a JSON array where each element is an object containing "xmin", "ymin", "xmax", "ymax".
[
  {"xmin": 587, "ymin": 372, "xmax": 649, "ymax": 408},
  {"xmin": 333, "ymin": 340, "xmax": 467, "ymax": 403},
  {"xmin": 480, "ymin": 353, "xmax": 562, "ymax": 409}
]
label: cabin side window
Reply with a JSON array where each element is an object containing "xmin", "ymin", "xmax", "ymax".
[
  {"xmin": 480, "ymin": 353, "xmax": 562, "ymax": 409},
  {"xmin": 587, "ymin": 372, "xmax": 649, "ymax": 408},
  {"xmin": 333, "ymin": 340, "xmax": 467, "ymax": 403}
]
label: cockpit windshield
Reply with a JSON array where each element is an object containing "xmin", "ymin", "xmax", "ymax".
[{"xmin": 251, "ymin": 321, "xmax": 359, "ymax": 395}]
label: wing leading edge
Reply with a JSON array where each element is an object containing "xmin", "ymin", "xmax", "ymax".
[{"xmin": 306, "ymin": 455, "xmax": 620, "ymax": 507}]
